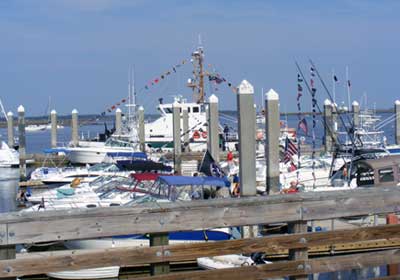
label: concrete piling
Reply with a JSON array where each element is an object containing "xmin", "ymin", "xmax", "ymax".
[
  {"xmin": 18, "ymin": 105, "xmax": 26, "ymax": 180},
  {"xmin": 237, "ymin": 80, "xmax": 256, "ymax": 196},
  {"xmin": 182, "ymin": 106, "xmax": 189, "ymax": 152},
  {"xmin": 207, "ymin": 94, "xmax": 219, "ymax": 162},
  {"xmin": 323, "ymin": 99, "xmax": 333, "ymax": 153},
  {"xmin": 115, "ymin": 108, "xmax": 122, "ymax": 135},
  {"xmin": 173, "ymin": 101, "xmax": 182, "ymax": 174},
  {"xmin": 138, "ymin": 106, "xmax": 145, "ymax": 152},
  {"xmin": 352, "ymin": 101, "xmax": 360, "ymax": 128},
  {"xmin": 71, "ymin": 109, "xmax": 79, "ymax": 147},
  {"xmin": 7, "ymin": 112, "xmax": 14, "ymax": 148},
  {"xmin": 265, "ymin": 89, "xmax": 280, "ymax": 194},
  {"xmin": 395, "ymin": 100, "xmax": 400, "ymax": 145},
  {"xmin": 50, "ymin": 110, "xmax": 57, "ymax": 148}
]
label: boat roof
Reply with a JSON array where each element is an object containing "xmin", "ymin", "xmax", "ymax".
[
  {"xmin": 130, "ymin": 173, "xmax": 161, "ymax": 181},
  {"xmin": 157, "ymin": 176, "xmax": 229, "ymax": 187},
  {"xmin": 106, "ymin": 152, "xmax": 147, "ymax": 159},
  {"xmin": 360, "ymin": 155, "xmax": 400, "ymax": 170}
]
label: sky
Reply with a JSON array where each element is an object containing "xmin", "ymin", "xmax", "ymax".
[{"xmin": 0, "ymin": 0, "xmax": 399, "ymax": 116}]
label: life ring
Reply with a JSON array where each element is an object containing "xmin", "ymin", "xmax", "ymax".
[
  {"xmin": 193, "ymin": 130, "xmax": 200, "ymax": 140},
  {"xmin": 201, "ymin": 131, "xmax": 207, "ymax": 139}
]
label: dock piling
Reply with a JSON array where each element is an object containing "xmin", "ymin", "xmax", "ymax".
[
  {"xmin": 352, "ymin": 100, "xmax": 360, "ymax": 128},
  {"xmin": 150, "ymin": 233, "xmax": 169, "ymax": 275},
  {"xmin": 115, "ymin": 108, "xmax": 122, "ymax": 135},
  {"xmin": 50, "ymin": 110, "xmax": 57, "ymax": 148},
  {"xmin": 395, "ymin": 100, "xmax": 400, "ymax": 145},
  {"xmin": 138, "ymin": 106, "xmax": 145, "ymax": 152},
  {"xmin": 173, "ymin": 101, "xmax": 182, "ymax": 174},
  {"xmin": 182, "ymin": 106, "xmax": 189, "ymax": 152},
  {"xmin": 323, "ymin": 99, "xmax": 333, "ymax": 153},
  {"xmin": 7, "ymin": 112, "xmax": 14, "ymax": 148},
  {"xmin": 265, "ymin": 89, "xmax": 280, "ymax": 194},
  {"xmin": 71, "ymin": 109, "xmax": 79, "ymax": 147},
  {"xmin": 208, "ymin": 94, "xmax": 219, "ymax": 162},
  {"xmin": 237, "ymin": 80, "xmax": 256, "ymax": 196},
  {"xmin": 17, "ymin": 105, "xmax": 26, "ymax": 180}
]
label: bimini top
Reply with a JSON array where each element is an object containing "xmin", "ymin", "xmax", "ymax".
[
  {"xmin": 130, "ymin": 173, "xmax": 162, "ymax": 182},
  {"xmin": 106, "ymin": 152, "xmax": 147, "ymax": 159},
  {"xmin": 157, "ymin": 176, "xmax": 229, "ymax": 188}
]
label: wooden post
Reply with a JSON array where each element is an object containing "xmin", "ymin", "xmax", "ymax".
[
  {"xmin": 288, "ymin": 221, "xmax": 308, "ymax": 280},
  {"xmin": 150, "ymin": 233, "xmax": 169, "ymax": 275},
  {"xmin": 208, "ymin": 94, "xmax": 219, "ymax": 162},
  {"xmin": 265, "ymin": 89, "xmax": 280, "ymax": 194},
  {"xmin": 352, "ymin": 101, "xmax": 360, "ymax": 128},
  {"xmin": 0, "ymin": 245, "xmax": 16, "ymax": 280},
  {"xmin": 115, "ymin": 108, "xmax": 122, "ymax": 135},
  {"xmin": 173, "ymin": 101, "xmax": 182, "ymax": 174},
  {"xmin": 138, "ymin": 106, "xmax": 145, "ymax": 152},
  {"xmin": 7, "ymin": 112, "xmax": 14, "ymax": 148},
  {"xmin": 71, "ymin": 109, "xmax": 79, "ymax": 147},
  {"xmin": 395, "ymin": 100, "xmax": 400, "ymax": 145},
  {"xmin": 237, "ymin": 80, "xmax": 256, "ymax": 196},
  {"xmin": 17, "ymin": 105, "xmax": 26, "ymax": 181},
  {"xmin": 323, "ymin": 99, "xmax": 333, "ymax": 153},
  {"xmin": 50, "ymin": 109, "xmax": 57, "ymax": 148},
  {"xmin": 387, "ymin": 213, "xmax": 399, "ymax": 276},
  {"xmin": 182, "ymin": 107, "xmax": 189, "ymax": 152}
]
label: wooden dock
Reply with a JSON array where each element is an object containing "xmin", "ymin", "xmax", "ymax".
[{"xmin": 0, "ymin": 186, "xmax": 400, "ymax": 279}]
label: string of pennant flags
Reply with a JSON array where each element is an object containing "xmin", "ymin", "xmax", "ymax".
[
  {"xmin": 100, "ymin": 59, "xmax": 189, "ymax": 115},
  {"xmin": 100, "ymin": 59, "xmax": 240, "ymax": 116},
  {"xmin": 310, "ymin": 66, "xmax": 317, "ymax": 188}
]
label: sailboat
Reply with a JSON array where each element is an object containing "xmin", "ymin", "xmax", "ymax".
[{"xmin": 25, "ymin": 97, "xmax": 64, "ymax": 132}]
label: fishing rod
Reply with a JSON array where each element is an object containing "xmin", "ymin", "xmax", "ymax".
[
  {"xmin": 295, "ymin": 61, "xmax": 342, "ymax": 147},
  {"xmin": 308, "ymin": 59, "xmax": 356, "ymax": 147}
]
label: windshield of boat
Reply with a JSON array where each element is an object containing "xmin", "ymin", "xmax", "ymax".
[
  {"xmin": 95, "ymin": 176, "xmax": 132, "ymax": 195},
  {"xmin": 88, "ymin": 163, "xmax": 120, "ymax": 172},
  {"xmin": 105, "ymin": 138, "xmax": 132, "ymax": 148}
]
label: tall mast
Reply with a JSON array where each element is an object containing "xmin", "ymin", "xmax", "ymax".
[
  {"xmin": 187, "ymin": 37, "xmax": 205, "ymax": 103},
  {"xmin": 346, "ymin": 66, "xmax": 351, "ymax": 111}
]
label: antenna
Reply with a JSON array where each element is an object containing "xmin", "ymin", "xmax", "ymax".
[
  {"xmin": 0, "ymin": 98, "xmax": 7, "ymax": 121},
  {"xmin": 346, "ymin": 66, "xmax": 351, "ymax": 111},
  {"xmin": 198, "ymin": 34, "xmax": 202, "ymax": 46}
]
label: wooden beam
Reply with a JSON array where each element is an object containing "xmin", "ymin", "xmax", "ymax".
[
  {"xmin": 288, "ymin": 221, "xmax": 308, "ymax": 280},
  {"xmin": 150, "ymin": 233, "xmax": 169, "ymax": 275},
  {"xmin": 1, "ymin": 224, "xmax": 400, "ymax": 278},
  {"xmin": 129, "ymin": 249, "xmax": 400, "ymax": 280},
  {"xmin": 1, "ymin": 187, "xmax": 400, "ymax": 245}
]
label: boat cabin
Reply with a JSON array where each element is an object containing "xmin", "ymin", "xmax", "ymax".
[{"xmin": 332, "ymin": 155, "xmax": 400, "ymax": 187}]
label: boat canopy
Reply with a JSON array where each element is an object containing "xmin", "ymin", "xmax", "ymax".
[
  {"xmin": 131, "ymin": 173, "xmax": 161, "ymax": 182},
  {"xmin": 157, "ymin": 176, "xmax": 229, "ymax": 188},
  {"xmin": 106, "ymin": 152, "xmax": 147, "ymax": 159}
]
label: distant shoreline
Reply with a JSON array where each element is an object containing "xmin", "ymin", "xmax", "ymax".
[{"xmin": 0, "ymin": 108, "xmax": 394, "ymax": 128}]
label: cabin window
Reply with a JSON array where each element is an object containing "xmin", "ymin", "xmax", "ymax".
[
  {"xmin": 187, "ymin": 108, "xmax": 191, "ymax": 113},
  {"xmin": 193, "ymin": 107, "xmax": 199, "ymax": 113},
  {"xmin": 378, "ymin": 167, "xmax": 394, "ymax": 183},
  {"xmin": 165, "ymin": 108, "xmax": 173, "ymax": 114}
]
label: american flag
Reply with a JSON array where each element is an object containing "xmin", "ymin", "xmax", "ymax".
[{"xmin": 283, "ymin": 137, "xmax": 298, "ymax": 164}]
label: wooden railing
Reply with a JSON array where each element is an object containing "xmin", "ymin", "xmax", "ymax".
[{"xmin": 1, "ymin": 186, "xmax": 400, "ymax": 279}]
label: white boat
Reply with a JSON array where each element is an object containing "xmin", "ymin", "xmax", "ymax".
[
  {"xmin": 0, "ymin": 140, "xmax": 19, "ymax": 167},
  {"xmin": 66, "ymin": 137, "xmax": 141, "ymax": 164},
  {"xmin": 25, "ymin": 124, "xmax": 47, "ymax": 132},
  {"xmin": 47, "ymin": 266, "xmax": 119, "ymax": 280},
  {"xmin": 30, "ymin": 162, "xmax": 129, "ymax": 184},
  {"xmin": 197, "ymin": 254, "xmax": 271, "ymax": 270}
]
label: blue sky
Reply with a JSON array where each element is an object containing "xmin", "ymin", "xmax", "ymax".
[{"xmin": 0, "ymin": 0, "xmax": 399, "ymax": 116}]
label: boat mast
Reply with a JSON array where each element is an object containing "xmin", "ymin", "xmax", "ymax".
[
  {"xmin": 188, "ymin": 36, "xmax": 205, "ymax": 104},
  {"xmin": 0, "ymin": 98, "xmax": 7, "ymax": 121}
]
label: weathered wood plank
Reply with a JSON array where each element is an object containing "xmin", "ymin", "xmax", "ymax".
[
  {"xmin": 0, "ymin": 225, "xmax": 7, "ymax": 246},
  {"xmin": 288, "ymin": 221, "xmax": 308, "ymax": 280},
  {"xmin": 129, "ymin": 249, "xmax": 400, "ymax": 280},
  {"xmin": 1, "ymin": 187, "xmax": 400, "ymax": 245},
  {"xmin": 1, "ymin": 224, "xmax": 400, "ymax": 277}
]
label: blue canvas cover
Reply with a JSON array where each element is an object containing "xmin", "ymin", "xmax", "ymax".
[{"xmin": 158, "ymin": 176, "xmax": 228, "ymax": 188}]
